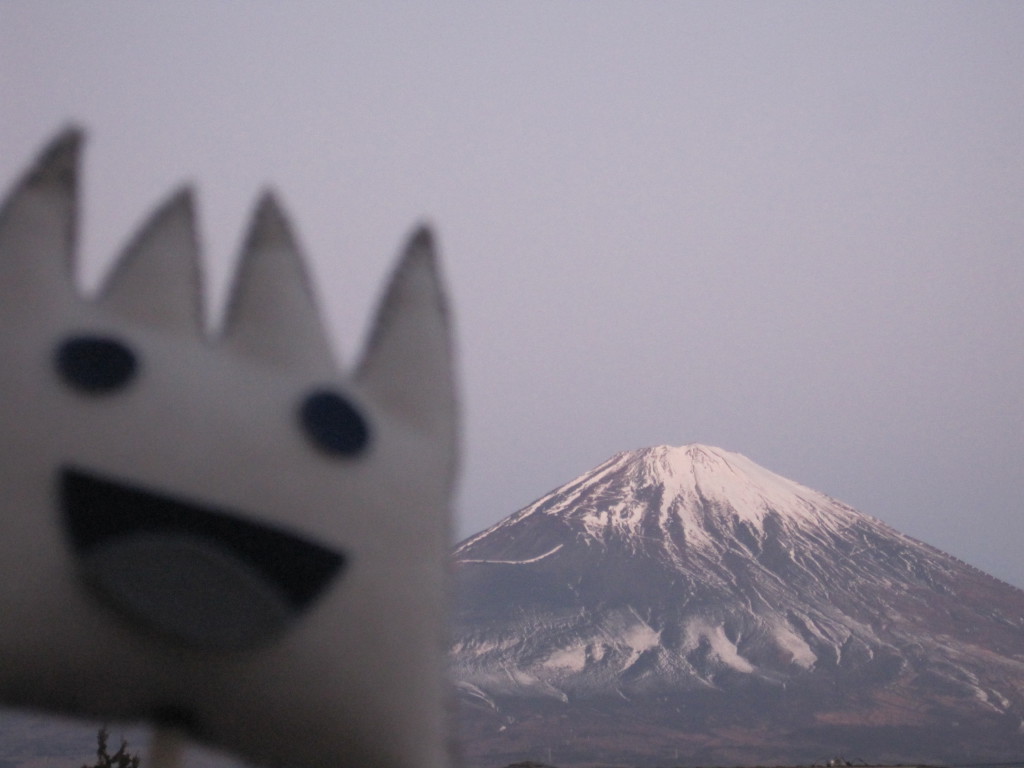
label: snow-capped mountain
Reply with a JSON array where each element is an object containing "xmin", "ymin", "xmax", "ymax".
[{"xmin": 451, "ymin": 445, "xmax": 1024, "ymax": 767}]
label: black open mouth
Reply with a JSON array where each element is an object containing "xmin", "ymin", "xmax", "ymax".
[{"xmin": 60, "ymin": 466, "xmax": 346, "ymax": 650}]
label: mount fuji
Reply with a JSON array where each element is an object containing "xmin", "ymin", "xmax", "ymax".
[{"xmin": 451, "ymin": 445, "xmax": 1024, "ymax": 767}]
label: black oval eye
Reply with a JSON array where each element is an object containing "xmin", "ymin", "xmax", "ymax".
[
  {"xmin": 55, "ymin": 335, "xmax": 139, "ymax": 395},
  {"xmin": 299, "ymin": 389, "xmax": 370, "ymax": 456}
]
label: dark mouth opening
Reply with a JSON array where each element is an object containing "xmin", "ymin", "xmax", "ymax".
[{"xmin": 60, "ymin": 466, "xmax": 346, "ymax": 649}]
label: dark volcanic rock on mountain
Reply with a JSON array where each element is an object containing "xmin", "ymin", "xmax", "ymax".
[{"xmin": 451, "ymin": 445, "xmax": 1024, "ymax": 767}]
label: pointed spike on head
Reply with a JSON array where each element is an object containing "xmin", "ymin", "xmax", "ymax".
[
  {"xmin": 0, "ymin": 127, "xmax": 84, "ymax": 314},
  {"xmin": 18, "ymin": 127, "xmax": 83, "ymax": 198},
  {"xmin": 97, "ymin": 187, "xmax": 204, "ymax": 334},
  {"xmin": 356, "ymin": 225, "xmax": 457, "ymax": 448},
  {"xmin": 219, "ymin": 191, "xmax": 338, "ymax": 374}
]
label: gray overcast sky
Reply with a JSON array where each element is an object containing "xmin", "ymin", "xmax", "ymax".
[{"xmin": 2, "ymin": 2, "xmax": 1023, "ymax": 587}]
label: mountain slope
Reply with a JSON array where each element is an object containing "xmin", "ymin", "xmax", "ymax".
[{"xmin": 452, "ymin": 445, "xmax": 1024, "ymax": 766}]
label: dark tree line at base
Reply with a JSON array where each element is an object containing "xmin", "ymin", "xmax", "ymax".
[{"xmin": 83, "ymin": 727, "xmax": 140, "ymax": 768}]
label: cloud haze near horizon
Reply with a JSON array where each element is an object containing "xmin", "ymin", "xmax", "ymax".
[{"xmin": 2, "ymin": 2, "xmax": 1022, "ymax": 587}]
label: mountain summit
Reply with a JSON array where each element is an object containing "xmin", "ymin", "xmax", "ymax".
[{"xmin": 452, "ymin": 445, "xmax": 1024, "ymax": 767}]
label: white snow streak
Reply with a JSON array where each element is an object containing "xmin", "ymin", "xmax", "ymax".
[
  {"xmin": 771, "ymin": 622, "xmax": 817, "ymax": 669},
  {"xmin": 683, "ymin": 620, "xmax": 755, "ymax": 673},
  {"xmin": 543, "ymin": 644, "xmax": 588, "ymax": 672},
  {"xmin": 457, "ymin": 543, "xmax": 564, "ymax": 565}
]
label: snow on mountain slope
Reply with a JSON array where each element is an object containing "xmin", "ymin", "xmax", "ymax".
[{"xmin": 452, "ymin": 445, "xmax": 1024, "ymax": 766}]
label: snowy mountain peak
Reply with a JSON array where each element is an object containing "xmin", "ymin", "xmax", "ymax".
[
  {"xmin": 486, "ymin": 444, "xmax": 860, "ymax": 551},
  {"xmin": 630, "ymin": 443, "xmax": 851, "ymax": 526},
  {"xmin": 452, "ymin": 444, "xmax": 1024, "ymax": 766}
]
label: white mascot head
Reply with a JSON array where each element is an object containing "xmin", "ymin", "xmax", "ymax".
[{"xmin": 0, "ymin": 129, "xmax": 458, "ymax": 768}]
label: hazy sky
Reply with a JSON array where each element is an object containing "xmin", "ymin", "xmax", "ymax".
[{"xmin": 2, "ymin": 3, "xmax": 1023, "ymax": 587}]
